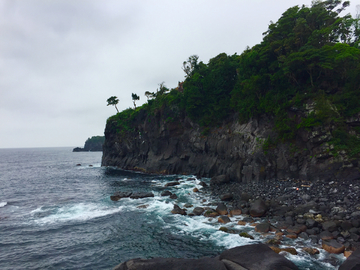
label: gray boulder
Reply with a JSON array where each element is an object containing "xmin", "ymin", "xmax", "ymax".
[
  {"xmin": 220, "ymin": 244, "xmax": 298, "ymax": 270},
  {"xmin": 113, "ymin": 257, "xmax": 228, "ymax": 270},
  {"xmin": 113, "ymin": 244, "xmax": 299, "ymax": 270},
  {"xmin": 250, "ymin": 199, "xmax": 267, "ymax": 217},
  {"xmin": 130, "ymin": 192, "xmax": 154, "ymax": 199},
  {"xmin": 339, "ymin": 248, "xmax": 360, "ymax": 270},
  {"xmin": 110, "ymin": 191, "xmax": 132, "ymax": 201}
]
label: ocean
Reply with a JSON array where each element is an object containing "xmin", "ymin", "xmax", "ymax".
[{"xmin": 0, "ymin": 147, "xmax": 346, "ymax": 269}]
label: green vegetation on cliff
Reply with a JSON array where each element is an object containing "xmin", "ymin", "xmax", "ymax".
[{"xmin": 107, "ymin": 0, "xmax": 360, "ymax": 157}]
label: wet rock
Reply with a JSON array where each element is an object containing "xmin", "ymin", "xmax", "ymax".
[
  {"xmin": 203, "ymin": 209, "xmax": 219, "ymax": 217},
  {"xmin": 216, "ymin": 203, "xmax": 228, "ymax": 215},
  {"xmin": 287, "ymin": 224, "xmax": 307, "ymax": 235},
  {"xmin": 199, "ymin": 181, "xmax": 208, "ymax": 187},
  {"xmin": 229, "ymin": 209, "xmax": 242, "ymax": 216},
  {"xmin": 339, "ymin": 248, "xmax": 360, "ymax": 270},
  {"xmin": 110, "ymin": 191, "xmax": 132, "ymax": 201},
  {"xmin": 219, "ymin": 227, "xmax": 228, "ymax": 232},
  {"xmin": 171, "ymin": 204, "xmax": 187, "ymax": 215},
  {"xmin": 192, "ymin": 207, "xmax": 205, "ymax": 216},
  {"xmin": 322, "ymin": 239, "xmax": 345, "ymax": 254},
  {"xmin": 320, "ymin": 230, "xmax": 335, "ymax": 240},
  {"xmin": 113, "ymin": 257, "xmax": 227, "ymax": 270},
  {"xmin": 302, "ymin": 247, "xmax": 320, "ymax": 255},
  {"xmin": 130, "ymin": 192, "xmax": 154, "ymax": 199},
  {"xmin": 169, "ymin": 194, "xmax": 178, "ymax": 199},
  {"xmin": 193, "ymin": 188, "xmax": 199, "ymax": 192},
  {"xmin": 239, "ymin": 232, "xmax": 254, "ymax": 239},
  {"xmin": 298, "ymin": 232, "xmax": 309, "ymax": 240},
  {"xmin": 165, "ymin": 181, "xmax": 180, "ymax": 187},
  {"xmin": 161, "ymin": 190, "xmax": 172, "ymax": 196},
  {"xmin": 255, "ymin": 222, "xmax": 270, "ymax": 233},
  {"xmin": 218, "ymin": 216, "xmax": 231, "ymax": 224},
  {"xmin": 286, "ymin": 233, "xmax": 298, "ymax": 239},
  {"xmin": 219, "ymin": 244, "xmax": 299, "ymax": 270},
  {"xmin": 280, "ymin": 247, "xmax": 298, "ymax": 255}
]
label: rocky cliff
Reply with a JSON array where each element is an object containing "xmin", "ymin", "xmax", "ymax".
[
  {"xmin": 73, "ymin": 136, "xmax": 104, "ymax": 152},
  {"xmin": 101, "ymin": 104, "xmax": 360, "ymax": 183}
]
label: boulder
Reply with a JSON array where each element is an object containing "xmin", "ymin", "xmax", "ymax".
[
  {"xmin": 286, "ymin": 224, "xmax": 307, "ymax": 235},
  {"xmin": 216, "ymin": 203, "xmax": 228, "ymax": 215},
  {"xmin": 320, "ymin": 230, "xmax": 334, "ymax": 240},
  {"xmin": 199, "ymin": 181, "xmax": 208, "ymax": 187},
  {"xmin": 240, "ymin": 192, "xmax": 252, "ymax": 202},
  {"xmin": 210, "ymin": 175, "xmax": 230, "ymax": 186},
  {"xmin": 110, "ymin": 191, "xmax": 132, "ymax": 201},
  {"xmin": 130, "ymin": 192, "xmax": 154, "ymax": 199},
  {"xmin": 230, "ymin": 209, "xmax": 242, "ymax": 216},
  {"xmin": 203, "ymin": 209, "xmax": 219, "ymax": 217},
  {"xmin": 218, "ymin": 216, "xmax": 231, "ymax": 224},
  {"xmin": 171, "ymin": 204, "xmax": 187, "ymax": 215},
  {"xmin": 322, "ymin": 221, "xmax": 338, "ymax": 232},
  {"xmin": 165, "ymin": 181, "xmax": 180, "ymax": 187},
  {"xmin": 339, "ymin": 249, "xmax": 360, "ymax": 270},
  {"xmin": 220, "ymin": 193, "xmax": 233, "ymax": 201},
  {"xmin": 322, "ymin": 239, "xmax": 345, "ymax": 254},
  {"xmin": 219, "ymin": 244, "xmax": 299, "ymax": 270},
  {"xmin": 161, "ymin": 191, "xmax": 172, "ymax": 196},
  {"xmin": 192, "ymin": 207, "xmax": 205, "ymax": 216},
  {"xmin": 239, "ymin": 232, "xmax": 254, "ymax": 239},
  {"xmin": 255, "ymin": 222, "xmax": 271, "ymax": 233},
  {"xmin": 113, "ymin": 257, "xmax": 228, "ymax": 270},
  {"xmin": 170, "ymin": 194, "xmax": 178, "ymax": 199},
  {"xmin": 250, "ymin": 199, "xmax": 267, "ymax": 217},
  {"xmin": 302, "ymin": 247, "xmax": 320, "ymax": 255}
]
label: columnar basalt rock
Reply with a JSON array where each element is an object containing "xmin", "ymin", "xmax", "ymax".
[{"xmin": 102, "ymin": 108, "xmax": 360, "ymax": 183}]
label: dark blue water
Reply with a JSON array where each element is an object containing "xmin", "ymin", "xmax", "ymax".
[{"xmin": 0, "ymin": 148, "xmax": 345, "ymax": 269}]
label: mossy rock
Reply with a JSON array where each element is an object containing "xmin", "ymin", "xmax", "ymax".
[
  {"xmin": 239, "ymin": 232, "xmax": 254, "ymax": 240},
  {"xmin": 219, "ymin": 227, "xmax": 229, "ymax": 232}
]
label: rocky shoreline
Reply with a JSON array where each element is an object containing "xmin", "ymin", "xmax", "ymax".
[
  {"xmin": 206, "ymin": 176, "xmax": 360, "ymax": 261},
  {"xmin": 110, "ymin": 175, "xmax": 360, "ymax": 269}
]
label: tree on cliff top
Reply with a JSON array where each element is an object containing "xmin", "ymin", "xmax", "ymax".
[
  {"xmin": 107, "ymin": 96, "xmax": 119, "ymax": 113},
  {"xmin": 132, "ymin": 93, "xmax": 140, "ymax": 109}
]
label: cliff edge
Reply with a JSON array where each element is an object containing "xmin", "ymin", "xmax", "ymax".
[{"xmin": 101, "ymin": 105, "xmax": 360, "ymax": 182}]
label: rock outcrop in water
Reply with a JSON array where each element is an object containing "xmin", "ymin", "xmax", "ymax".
[
  {"xmin": 73, "ymin": 136, "xmax": 104, "ymax": 152},
  {"xmin": 101, "ymin": 106, "xmax": 360, "ymax": 183}
]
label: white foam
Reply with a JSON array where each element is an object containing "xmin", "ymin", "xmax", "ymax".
[
  {"xmin": 0, "ymin": 201, "xmax": 7, "ymax": 207},
  {"xmin": 32, "ymin": 203, "xmax": 123, "ymax": 225}
]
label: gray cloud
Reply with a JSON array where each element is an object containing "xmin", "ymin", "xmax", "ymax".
[{"xmin": 2, "ymin": 0, "xmax": 358, "ymax": 148}]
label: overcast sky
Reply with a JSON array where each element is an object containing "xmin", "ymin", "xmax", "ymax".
[{"xmin": 1, "ymin": 0, "xmax": 359, "ymax": 148}]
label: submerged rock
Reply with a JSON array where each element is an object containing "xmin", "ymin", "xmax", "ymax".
[
  {"xmin": 171, "ymin": 204, "xmax": 186, "ymax": 215},
  {"xmin": 130, "ymin": 192, "xmax": 154, "ymax": 199}
]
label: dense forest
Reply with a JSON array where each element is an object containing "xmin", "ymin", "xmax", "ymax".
[{"xmin": 108, "ymin": 0, "xmax": 360, "ymax": 157}]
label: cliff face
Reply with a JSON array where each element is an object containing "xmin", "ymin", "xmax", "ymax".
[{"xmin": 102, "ymin": 107, "xmax": 360, "ymax": 183}]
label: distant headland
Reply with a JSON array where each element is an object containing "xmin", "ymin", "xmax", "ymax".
[{"xmin": 73, "ymin": 136, "xmax": 104, "ymax": 152}]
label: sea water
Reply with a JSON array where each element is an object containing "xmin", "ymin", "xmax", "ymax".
[{"xmin": 0, "ymin": 148, "xmax": 346, "ymax": 269}]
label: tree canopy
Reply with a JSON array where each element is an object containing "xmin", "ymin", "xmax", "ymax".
[
  {"xmin": 107, "ymin": 96, "xmax": 119, "ymax": 113},
  {"xmin": 108, "ymin": 0, "xmax": 360, "ymax": 155}
]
